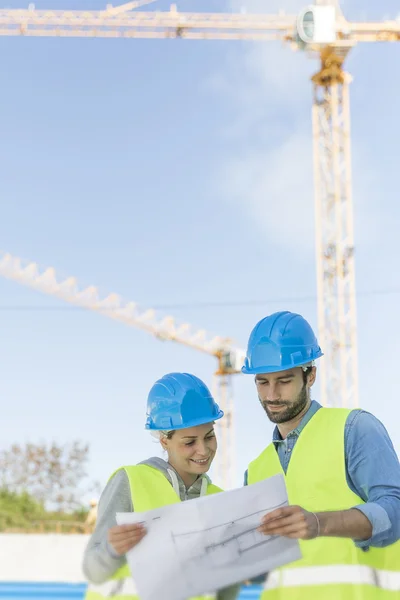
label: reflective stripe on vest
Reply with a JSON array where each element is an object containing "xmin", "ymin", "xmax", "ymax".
[
  {"xmin": 87, "ymin": 577, "xmax": 218, "ymax": 600},
  {"xmin": 264, "ymin": 566, "xmax": 400, "ymax": 592},
  {"xmin": 86, "ymin": 577, "xmax": 218, "ymax": 600},
  {"xmin": 88, "ymin": 577, "xmax": 138, "ymax": 598}
]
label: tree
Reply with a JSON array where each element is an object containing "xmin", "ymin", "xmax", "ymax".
[{"xmin": 0, "ymin": 441, "xmax": 100, "ymax": 512}]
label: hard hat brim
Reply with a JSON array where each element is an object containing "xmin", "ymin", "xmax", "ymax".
[
  {"xmin": 242, "ymin": 354, "xmax": 323, "ymax": 375},
  {"xmin": 145, "ymin": 409, "xmax": 224, "ymax": 431}
]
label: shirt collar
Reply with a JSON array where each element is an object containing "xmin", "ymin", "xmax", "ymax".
[{"xmin": 272, "ymin": 399, "xmax": 322, "ymax": 441}]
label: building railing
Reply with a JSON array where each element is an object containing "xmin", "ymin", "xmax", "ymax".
[{"xmin": 2, "ymin": 520, "xmax": 93, "ymax": 534}]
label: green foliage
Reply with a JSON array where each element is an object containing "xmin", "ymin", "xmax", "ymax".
[
  {"xmin": 0, "ymin": 488, "xmax": 45, "ymax": 531},
  {"xmin": 0, "ymin": 487, "xmax": 91, "ymax": 532},
  {"xmin": 0, "ymin": 441, "xmax": 99, "ymax": 531},
  {"xmin": 41, "ymin": 508, "xmax": 89, "ymax": 522}
]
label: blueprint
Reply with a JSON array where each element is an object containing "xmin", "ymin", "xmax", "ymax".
[{"xmin": 116, "ymin": 473, "xmax": 301, "ymax": 600}]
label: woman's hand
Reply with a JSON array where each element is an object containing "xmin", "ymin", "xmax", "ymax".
[{"xmin": 108, "ymin": 523, "xmax": 147, "ymax": 556}]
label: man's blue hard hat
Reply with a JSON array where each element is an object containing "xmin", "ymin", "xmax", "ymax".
[
  {"xmin": 145, "ymin": 372, "xmax": 224, "ymax": 431},
  {"xmin": 242, "ymin": 311, "xmax": 323, "ymax": 375}
]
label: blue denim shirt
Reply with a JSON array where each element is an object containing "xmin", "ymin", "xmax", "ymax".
[{"xmin": 244, "ymin": 400, "xmax": 400, "ymax": 549}]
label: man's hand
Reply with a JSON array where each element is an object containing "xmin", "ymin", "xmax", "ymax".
[
  {"xmin": 257, "ymin": 505, "xmax": 319, "ymax": 540},
  {"xmin": 108, "ymin": 523, "xmax": 147, "ymax": 556}
]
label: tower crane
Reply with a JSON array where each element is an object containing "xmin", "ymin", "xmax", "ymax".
[
  {"xmin": 0, "ymin": 251, "xmax": 245, "ymax": 488},
  {"xmin": 0, "ymin": 2, "xmax": 399, "ymax": 439}
]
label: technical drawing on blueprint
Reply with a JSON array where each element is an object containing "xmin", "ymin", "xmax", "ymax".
[
  {"xmin": 172, "ymin": 507, "xmax": 284, "ymax": 568},
  {"xmin": 117, "ymin": 473, "xmax": 302, "ymax": 600}
]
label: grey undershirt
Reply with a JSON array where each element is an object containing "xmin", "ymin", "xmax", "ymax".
[{"xmin": 82, "ymin": 457, "xmax": 240, "ymax": 600}]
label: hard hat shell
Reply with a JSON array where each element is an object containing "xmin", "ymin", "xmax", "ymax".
[
  {"xmin": 145, "ymin": 372, "xmax": 224, "ymax": 431},
  {"xmin": 242, "ymin": 311, "xmax": 323, "ymax": 375}
]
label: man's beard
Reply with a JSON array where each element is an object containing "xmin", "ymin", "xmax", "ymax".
[{"xmin": 260, "ymin": 384, "xmax": 309, "ymax": 424}]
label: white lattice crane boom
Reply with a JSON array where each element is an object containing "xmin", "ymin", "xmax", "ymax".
[
  {"xmin": 0, "ymin": 251, "xmax": 245, "ymax": 487},
  {"xmin": 0, "ymin": 2, "xmax": 399, "ymax": 41},
  {"xmin": 1, "ymin": 0, "xmax": 400, "ymax": 467}
]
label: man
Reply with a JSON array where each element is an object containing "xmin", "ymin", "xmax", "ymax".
[{"xmin": 242, "ymin": 310, "xmax": 400, "ymax": 599}]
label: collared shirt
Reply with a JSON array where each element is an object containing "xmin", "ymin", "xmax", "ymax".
[{"xmin": 244, "ymin": 400, "xmax": 400, "ymax": 549}]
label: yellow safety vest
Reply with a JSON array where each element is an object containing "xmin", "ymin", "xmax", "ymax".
[
  {"xmin": 85, "ymin": 464, "xmax": 223, "ymax": 600},
  {"xmin": 247, "ymin": 407, "xmax": 400, "ymax": 600}
]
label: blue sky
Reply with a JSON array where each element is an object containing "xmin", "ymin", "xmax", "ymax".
[{"xmin": 1, "ymin": 0, "xmax": 400, "ymax": 499}]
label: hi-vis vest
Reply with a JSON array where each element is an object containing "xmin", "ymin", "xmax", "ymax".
[
  {"xmin": 85, "ymin": 464, "xmax": 223, "ymax": 600},
  {"xmin": 247, "ymin": 407, "xmax": 400, "ymax": 600}
]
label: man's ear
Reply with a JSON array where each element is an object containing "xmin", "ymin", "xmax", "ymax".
[{"xmin": 307, "ymin": 366, "xmax": 317, "ymax": 387}]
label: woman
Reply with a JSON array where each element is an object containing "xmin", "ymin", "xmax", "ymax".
[{"xmin": 82, "ymin": 372, "xmax": 240, "ymax": 600}]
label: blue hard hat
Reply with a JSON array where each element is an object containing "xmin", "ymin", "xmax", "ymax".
[
  {"xmin": 242, "ymin": 311, "xmax": 323, "ymax": 375},
  {"xmin": 145, "ymin": 372, "xmax": 224, "ymax": 431}
]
